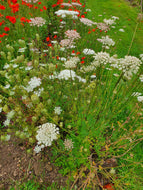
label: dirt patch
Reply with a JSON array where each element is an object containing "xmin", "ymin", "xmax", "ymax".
[{"xmin": 0, "ymin": 136, "xmax": 67, "ymax": 190}]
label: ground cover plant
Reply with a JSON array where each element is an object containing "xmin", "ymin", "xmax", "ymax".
[{"xmin": 0, "ymin": 0, "xmax": 143, "ymax": 189}]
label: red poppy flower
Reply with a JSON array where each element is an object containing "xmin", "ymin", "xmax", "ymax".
[
  {"xmin": 52, "ymin": 4, "xmax": 57, "ymax": 8},
  {"xmin": 81, "ymin": 61, "xmax": 84, "ymax": 64},
  {"xmin": 11, "ymin": 0, "xmax": 17, "ymax": 4},
  {"xmin": 103, "ymin": 183, "xmax": 114, "ymax": 190},
  {"xmin": 4, "ymin": 27, "xmax": 10, "ymax": 32},
  {"xmin": 81, "ymin": 15, "xmax": 85, "ymax": 18},
  {"xmin": 0, "ymin": 5, "xmax": 6, "ymax": 10},
  {"xmin": 46, "ymin": 37, "xmax": 50, "ymax": 41},
  {"xmin": 43, "ymin": 6, "xmax": 47, "ymax": 10}
]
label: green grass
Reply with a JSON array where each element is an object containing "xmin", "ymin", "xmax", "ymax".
[{"xmin": 85, "ymin": 0, "xmax": 143, "ymax": 57}]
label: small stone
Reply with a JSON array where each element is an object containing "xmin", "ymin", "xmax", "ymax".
[
  {"xmin": 13, "ymin": 170, "xmax": 18, "ymax": 177},
  {"xmin": 46, "ymin": 164, "xmax": 53, "ymax": 172}
]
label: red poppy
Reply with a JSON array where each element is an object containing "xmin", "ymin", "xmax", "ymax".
[
  {"xmin": 81, "ymin": 61, "xmax": 84, "ymax": 64},
  {"xmin": 43, "ymin": 6, "xmax": 47, "ymax": 10},
  {"xmin": 46, "ymin": 37, "xmax": 50, "ymax": 41},
  {"xmin": 11, "ymin": 0, "xmax": 17, "ymax": 4},
  {"xmin": 103, "ymin": 183, "xmax": 114, "ymax": 190},
  {"xmin": 52, "ymin": 4, "xmax": 57, "ymax": 8},
  {"xmin": 81, "ymin": 15, "xmax": 85, "ymax": 18},
  {"xmin": 4, "ymin": 27, "xmax": 10, "ymax": 32},
  {"xmin": 0, "ymin": 5, "xmax": 6, "ymax": 10}
]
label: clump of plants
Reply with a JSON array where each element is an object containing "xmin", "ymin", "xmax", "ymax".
[{"xmin": 0, "ymin": 0, "xmax": 143, "ymax": 189}]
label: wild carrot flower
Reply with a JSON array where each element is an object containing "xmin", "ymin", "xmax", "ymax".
[
  {"xmin": 23, "ymin": 0, "xmax": 39, "ymax": 3},
  {"xmin": 64, "ymin": 57, "xmax": 80, "ymax": 68},
  {"xmin": 92, "ymin": 52, "xmax": 110, "ymax": 67},
  {"xmin": 54, "ymin": 107, "xmax": 62, "ymax": 115},
  {"xmin": 29, "ymin": 17, "xmax": 46, "ymax": 27},
  {"xmin": 80, "ymin": 18, "xmax": 96, "ymax": 26},
  {"xmin": 97, "ymin": 22, "xmax": 110, "ymax": 31},
  {"xmin": 64, "ymin": 139, "xmax": 74, "ymax": 150},
  {"xmin": 83, "ymin": 48, "xmax": 95, "ymax": 55},
  {"xmin": 60, "ymin": 39, "xmax": 74, "ymax": 47},
  {"xmin": 65, "ymin": 30, "xmax": 81, "ymax": 40},
  {"xmin": 36, "ymin": 123, "xmax": 59, "ymax": 147},
  {"xmin": 97, "ymin": 36, "xmax": 115, "ymax": 48}
]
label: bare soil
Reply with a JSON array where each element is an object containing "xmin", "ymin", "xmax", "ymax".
[{"xmin": 0, "ymin": 136, "xmax": 67, "ymax": 190}]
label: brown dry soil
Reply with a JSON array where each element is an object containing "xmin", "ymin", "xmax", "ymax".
[{"xmin": 0, "ymin": 136, "xmax": 67, "ymax": 190}]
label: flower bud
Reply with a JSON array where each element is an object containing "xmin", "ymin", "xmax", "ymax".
[
  {"xmin": 36, "ymin": 33, "xmax": 40, "ymax": 41},
  {"xmin": 0, "ymin": 51, "xmax": 6, "ymax": 59},
  {"xmin": 18, "ymin": 39, "xmax": 26, "ymax": 47},
  {"xmin": 3, "ymin": 105, "xmax": 9, "ymax": 112},
  {"xmin": 31, "ymin": 94, "xmax": 39, "ymax": 104}
]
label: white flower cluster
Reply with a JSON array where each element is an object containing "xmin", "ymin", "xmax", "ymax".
[
  {"xmin": 71, "ymin": 2, "xmax": 82, "ymax": 6},
  {"xmin": 61, "ymin": 3, "xmax": 72, "ymax": 7},
  {"xmin": 49, "ymin": 70, "xmax": 86, "ymax": 83},
  {"xmin": 64, "ymin": 139, "xmax": 74, "ymax": 150},
  {"xmin": 137, "ymin": 96, "xmax": 143, "ymax": 103},
  {"xmin": 60, "ymin": 39, "xmax": 74, "ymax": 47},
  {"xmin": 140, "ymin": 54, "xmax": 143, "ymax": 61},
  {"xmin": 3, "ymin": 110, "xmax": 15, "ymax": 127},
  {"xmin": 80, "ymin": 65, "xmax": 95, "ymax": 73},
  {"xmin": 91, "ymin": 52, "xmax": 110, "ymax": 67},
  {"xmin": 24, "ymin": 77, "xmax": 42, "ymax": 92},
  {"xmin": 23, "ymin": 0, "xmax": 39, "ymax": 3},
  {"xmin": 29, "ymin": 17, "xmax": 46, "ymax": 27},
  {"xmin": 139, "ymin": 75, "xmax": 143, "ymax": 82},
  {"xmin": 97, "ymin": 23, "xmax": 109, "ymax": 31},
  {"xmin": 64, "ymin": 57, "xmax": 80, "ymax": 68},
  {"xmin": 116, "ymin": 56, "xmax": 142, "ymax": 80},
  {"xmin": 83, "ymin": 48, "xmax": 95, "ymax": 55},
  {"xmin": 54, "ymin": 107, "xmax": 62, "ymax": 115},
  {"xmin": 55, "ymin": 10, "xmax": 79, "ymax": 19},
  {"xmin": 65, "ymin": 30, "xmax": 81, "ymax": 40},
  {"xmin": 80, "ymin": 18, "xmax": 97, "ymax": 26},
  {"xmin": 97, "ymin": 36, "xmax": 115, "ymax": 48},
  {"xmin": 34, "ymin": 87, "xmax": 44, "ymax": 97},
  {"xmin": 34, "ymin": 123, "xmax": 59, "ymax": 153},
  {"xmin": 103, "ymin": 18, "xmax": 115, "ymax": 25}
]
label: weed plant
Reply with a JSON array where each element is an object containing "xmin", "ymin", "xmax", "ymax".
[{"xmin": 0, "ymin": 0, "xmax": 143, "ymax": 189}]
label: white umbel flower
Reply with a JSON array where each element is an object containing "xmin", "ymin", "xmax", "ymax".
[
  {"xmin": 29, "ymin": 17, "xmax": 46, "ymax": 27},
  {"xmin": 49, "ymin": 70, "xmax": 86, "ymax": 83},
  {"xmin": 92, "ymin": 52, "xmax": 110, "ymax": 67},
  {"xmin": 83, "ymin": 48, "xmax": 95, "ymax": 55},
  {"xmin": 139, "ymin": 75, "xmax": 143, "ymax": 82},
  {"xmin": 36, "ymin": 123, "xmax": 59, "ymax": 147},
  {"xmin": 25, "ymin": 77, "xmax": 41, "ymax": 92},
  {"xmin": 137, "ymin": 96, "xmax": 143, "ymax": 103},
  {"xmin": 54, "ymin": 107, "xmax": 62, "ymax": 115},
  {"xmin": 97, "ymin": 36, "xmax": 115, "ymax": 47},
  {"xmin": 64, "ymin": 139, "xmax": 74, "ymax": 150},
  {"xmin": 117, "ymin": 56, "xmax": 142, "ymax": 80},
  {"xmin": 64, "ymin": 57, "xmax": 80, "ymax": 68}
]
